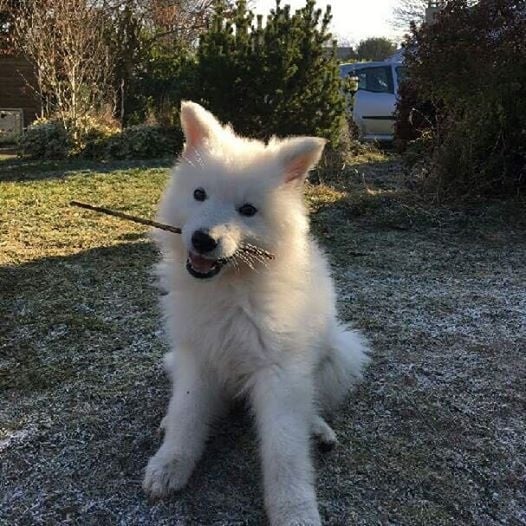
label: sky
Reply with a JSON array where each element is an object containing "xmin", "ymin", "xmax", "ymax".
[{"xmin": 252, "ymin": 0, "xmax": 404, "ymax": 45}]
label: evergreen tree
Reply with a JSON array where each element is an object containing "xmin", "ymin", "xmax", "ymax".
[{"xmin": 191, "ymin": 0, "xmax": 345, "ymax": 144}]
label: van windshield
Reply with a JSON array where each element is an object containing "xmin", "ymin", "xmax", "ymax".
[{"xmin": 355, "ymin": 66, "xmax": 394, "ymax": 94}]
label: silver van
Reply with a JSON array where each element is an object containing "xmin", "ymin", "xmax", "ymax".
[{"xmin": 340, "ymin": 51, "xmax": 406, "ymax": 142}]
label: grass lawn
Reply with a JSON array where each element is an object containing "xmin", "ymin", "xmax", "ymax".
[{"xmin": 1, "ymin": 155, "xmax": 525, "ymax": 525}]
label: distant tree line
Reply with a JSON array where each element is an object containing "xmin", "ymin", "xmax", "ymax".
[{"xmin": 338, "ymin": 37, "xmax": 397, "ymax": 63}]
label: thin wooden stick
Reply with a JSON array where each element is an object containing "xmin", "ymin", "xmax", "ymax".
[
  {"xmin": 70, "ymin": 201, "xmax": 181, "ymax": 234},
  {"xmin": 70, "ymin": 200, "xmax": 275, "ymax": 260}
]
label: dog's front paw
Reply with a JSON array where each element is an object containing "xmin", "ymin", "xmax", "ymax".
[{"xmin": 143, "ymin": 447, "xmax": 194, "ymax": 498}]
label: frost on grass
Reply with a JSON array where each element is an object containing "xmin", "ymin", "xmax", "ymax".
[{"xmin": 1, "ymin": 157, "xmax": 525, "ymax": 525}]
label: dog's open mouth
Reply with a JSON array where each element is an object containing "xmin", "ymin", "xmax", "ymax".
[{"xmin": 186, "ymin": 252, "xmax": 224, "ymax": 279}]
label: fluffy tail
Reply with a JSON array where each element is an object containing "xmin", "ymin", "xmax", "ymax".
[{"xmin": 316, "ymin": 325, "xmax": 371, "ymax": 412}]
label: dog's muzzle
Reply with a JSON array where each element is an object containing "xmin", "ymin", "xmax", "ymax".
[{"xmin": 186, "ymin": 252, "xmax": 225, "ymax": 279}]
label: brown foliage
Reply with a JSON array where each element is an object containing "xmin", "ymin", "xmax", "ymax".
[{"xmin": 396, "ymin": 0, "xmax": 526, "ymax": 200}]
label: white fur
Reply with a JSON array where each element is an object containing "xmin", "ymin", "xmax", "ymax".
[{"xmin": 143, "ymin": 102, "xmax": 371, "ymax": 525}]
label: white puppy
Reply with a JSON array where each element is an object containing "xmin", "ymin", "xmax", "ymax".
[{"xmin": 143, "ymin": 102, "xmax": 370, "ymax": 525}]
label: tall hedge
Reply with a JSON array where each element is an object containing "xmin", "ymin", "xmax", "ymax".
[
  {"xmin": 190, "ymin": 0, "xmax": 345, "ymax": 144},
  {"xmin": 396, "ymin": 0, "xmax": 526, "ymax": 200}
]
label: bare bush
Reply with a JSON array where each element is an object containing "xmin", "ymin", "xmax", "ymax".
[
  {"xmin": 392, "ymin": 0, "xmax": 430, "ymax": 31},
  {"xmin": 392, "ymin": 0, "xmax": 477, "ymax": 32},
  {"xmin": 6, "ymin": 0, "xmax": 114, "ymax": 139},
  {"xmin": 102, "ymin": 0, "xmax": 237, "ymax": 46}
]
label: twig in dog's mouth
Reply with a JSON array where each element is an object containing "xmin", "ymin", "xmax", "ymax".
[
  {"xmin": 70, "ymin": 201, "xmax": 182, "ymax": 234},
  {"xmin": 70, "ymin": 201, "xmax": 275, "ymax": 260}
]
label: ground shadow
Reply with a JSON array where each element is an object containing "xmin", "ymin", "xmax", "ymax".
[
  {"xmin": 0, "ymin": 157, "xmax": 174, "ymax": 183},
  {"xmin": 1, "ymin": 242, "xmax": 265, "ymax": 524}
]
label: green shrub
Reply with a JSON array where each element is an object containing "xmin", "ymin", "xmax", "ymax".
[
  {"xmin": 75, "ymin": 114, "xmax": 121, "ymax": 159},
  {"xmin": 125, "ymin": 43, "xmax": 196, "ymax": 128},
  {"xmin": 19, "ymin": 120, "xmax": 71, "ymax": 159},
  {"xmin": 396, "ymin": 0, "xmax": 526, "ymax": 200},
  {"xmin": 18, "ymin": 118, "xmax": 181, "ymax": 161},
  {"xmin": 192, "ymin": 0, "xmax": 345, "ymax": 144},
  {"xmin": 103, "ymin": 125, "xmax": 182, "ymax": 160}
]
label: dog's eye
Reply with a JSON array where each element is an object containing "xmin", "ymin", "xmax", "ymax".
[
  {"xmin": 238, "ymin": 204, "xmax": 257, "ymax": 217},
  {"xmin": 193, "ymin": 188, "xmax": 207, "ymax": 201}
]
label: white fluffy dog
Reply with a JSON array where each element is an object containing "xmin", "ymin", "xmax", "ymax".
[{"xmin": 143, "ymin": 101, "xmax": 370, "ymax": 525}]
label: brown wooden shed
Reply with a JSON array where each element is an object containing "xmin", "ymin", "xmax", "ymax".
[{"xmin": 0, "ymin": 56, "xmax": 40, "ymax": 126}]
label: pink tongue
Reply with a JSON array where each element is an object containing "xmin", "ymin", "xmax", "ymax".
[{"xmin": 189, "ymin": 253, "xmax": 216, "ymax": 272}]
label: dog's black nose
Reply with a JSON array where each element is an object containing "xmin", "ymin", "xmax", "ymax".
[{"xmin": 191, "ymin": 230, "xmax": 217, "ymax": 253}]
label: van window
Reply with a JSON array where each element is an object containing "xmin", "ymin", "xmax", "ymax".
[{"xmin": 356, "ymin": 66, "xmax": 394, "ymax": 94}]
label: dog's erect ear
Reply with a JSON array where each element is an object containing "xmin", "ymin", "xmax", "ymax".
[
  {"xmin": 278, "ymin": 137, "xmax": 326, "ymax": 183},
  {"xmin": 180, "ymin": 101, "xmax": 221, "ymax": 152}
]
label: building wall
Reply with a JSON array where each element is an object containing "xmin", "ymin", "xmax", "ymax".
[{"xmin": 0, "ymin": 56, "xmax": 40, "ymax": 126}]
